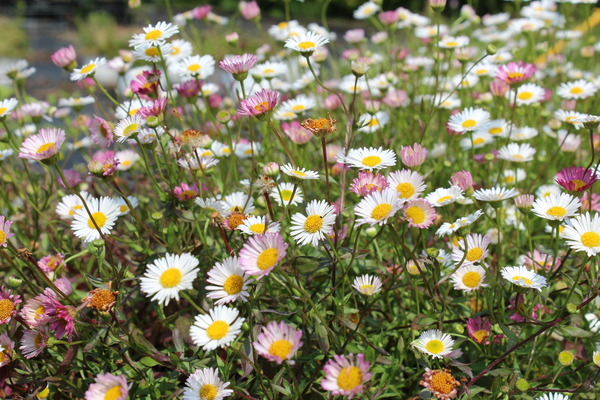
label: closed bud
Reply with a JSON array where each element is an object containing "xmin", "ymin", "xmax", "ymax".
[
  {"xmin": 351, "ymin": 60, "xmax": 370, "ymax": 77},
  {"xmin": 515, "ymin": 378, "xmax": 529, "ymax": 392},
  {"xmin": 8, "ymin": 276, "xmax": 22, "ymax": 288},
  {"xmin": 151, "ymin": 212, "xmax": 163, "ymax": 221},
  {"xmin": 558, "ymin": 351, "xmax": 574, "ymax": 366},
  {"xmin": 486, "ymin": 44, "xmax": 498, "ymax": 56},
  {"xmin": 216, "ymin": 110, "xmax": 231, "ymax": 124},
  {"xmin": 146, "ymin": 115, "xmax": 161, "ymax": 128}
]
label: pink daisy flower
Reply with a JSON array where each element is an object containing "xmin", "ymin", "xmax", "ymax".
[
  {"xmin": 238, "ymin": 88, "xmax": 280, "ymax": 120},
  {"xmin": 18, "ymin": 127, "xmax": 65, "ymax": 161},
  {"xmin": 238, "ymin": 232, "xmax": 288, "ymax": 280},
  {"xmin": 466, "ymin": 316, "xmax": 492, "ymax": 344},
  {"xmin": 43, "ymin": 296, "xmax": 77, "ymax": 341},
  {"xmin": 253, "ymin": 321, "xmax": 303, "ymax": 365},
  {"xmin": 20, "ymin": 293, "xmax": 51, "ymax": 328},
  {"xmin": 321, "ymin": 353, "xmax": 372, "ymax": 398},
  {"xmin": 219, "ymin": 53, "xmax": 258, "ymax": 79},
  {"xmin": 403, "ymin": 199, "xmax": 436, "ymax": 228},
  {"xmin": 138, "ymin": 98, "xmax": 167, "ymax": 118},
  {"xmin": 89, "ymin": 115, "xmax": 114, "ymax": 147},
  {"xmin": 85, "ymin": 372, "xmax": 129, "ymax": 400},
  {"xmin": 0, "ymin": 332, "xmax": 15, "ymax": 367},
  {"xmin": 51, "ymin": 45, "xmax": 76, "ymax": 69},
  {"xmin": 175, "ymin": 79, "xmax": 201, "ymax": 99},
  {"xmin": 495, "ymin": 61, "xmax": 536, "ymax": 85},
  {"xmin": 37, "ymin": 253, "xmax": 66, "ymax": 275},
  {"xmin": 400, "ymin": 143, "xmax": 427, "ymax": 167},
  {"xmin": 350, "ymin": 171, "xmax": 389, "ymax": 196},
  {"xmin": 0, "ymin": 287, "xmax": 21, "ymax": 325},
  {"xmin": 555, "ymin": 166, "xmax": 598, "ymax": 193},
  {"xmin": 130, "ymin": 69, "xmax": 161, "ymax": 97},
  {"xmin": 0, "ymin": 215, "xmax": 14, "ymax": 247},
  {"xmin": 174, "ymin": 182, "xmax": 199, "ymax": 201},
  {"xmin": 19, "ymin": 327, "xmax": 49, "ymax": 359}
]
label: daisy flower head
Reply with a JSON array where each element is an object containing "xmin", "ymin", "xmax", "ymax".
[
  {"xmin": 459, "ymin": 131, "xmax": 493, "ymax": 150},
  {"xmin": 132, "ymin": 41, "xmax": 173, "ymax": 63},
  {"xmin": 473, "ymin": 186, "xmax": 519, "ymax": 202},
  {"xmin": 222, "ymin": 191, "xmax": 255, "ymax": 215},
  {"xmin": 18, "ymin": 127, "xmax": 66, "ymax": 162},
  {"xmin": 219, "ymin": 53, "xmax": 257, "ymax": 80},
  {"xmin": 403, "ymin": 199, "xmax": 436, "ymax": 229},
  {"xmin": 238, "ymin": 88, "xmax": 280, "ymax": 121},
  {"xmin": 497, "ymin": 142, "xmax": 536, "ymax": 162},
  {"xmin": 466, "ymin": 317, "xmax": 493, "ymax": 345},
  {"xmin": 253, "ymin": 321, "xmax": 303, "ymax": 365},
  {"xmin": 84, "ymin": 372, "xmax": 129, "ymax": 400},
  {"xmin": 190, "ymin": 305, "xmax": 244, "ymax": 351},
  {"xmin": 557, "ymin": 79, "xmax": 597, "ymax": 100},
  {"xmin": 447, "ymin": 107, "xmax": 491, "ymax": 133},
  {"xmin": 555, "ymin": 166, "xmax": 597, "ymax": 193},
  {"xmin": 71, "ymin": 197, "xmax": 120, "ymax": 242},
  {"xmin": 562, "ymin": 212, "xmax": 600, "ymax": 256},
  {"xmin": 439, "ymin": 35, "xmax": 469, "ymax": 49},
  {"xmin": 205, "ymin": 256, "xmax": 251, "ymax": 305},
  {"xmin": 238, "ymin": 232, "xmax": 288, "ymax": 280},
  {"xmin": 452, "ymin": 234, "xmax": 491, "ymax": 266},
  {"xmin": 594, "ymin": 350, "xmax": 600, "ymax": 368},
  {"xmin": 501, "ymin": 266, "xmax": 547, "ymax": 291},
  {"xmin": 238, "ymin": 215, "xmax": 280, "ymax": 236},
  {"xmin": 129, "ymin": 21, "xmax": 179, "ymax": 47},
  {"xmin": 510, "ymin": 83, "xmax": 545, "ymax": 106},
  {"xmin": 290, "ymin": 200, "xmax": 336, "ymax": 246},
  {"xmin": 350, "ymin": 171, "xmax": 389, "ymax": 196},
  {"xmin": 535, "ymin": 394, "xmax": 571, "ymax": 400},
  {"xmin": 532, "ymin": 192, "xmax": 581, "ymax": 221},
  {"xmin": 450, "ymin": 264, "xmax": 489, "ymax": 292},
  {"xmin": 280, "ymin": 95, "xmax": 316, "ymax": 116},
  {"xmin": 0, "ymin": 332, "xmax": 14, "ymax": 367},
  {"xmin": 412, "ymin": 329, "xmax": 455, "ymax": 359},
  {"xmin": 56, "ymin": 191, "xmax": 92, "ymax": 220},
  {"xmin": 352, "ymin": 274, "xmax": 383, "ymax": 296},
  {"xmin": 281, "ymin": 163, "xmax": 319, "ymax": 180},
  {"xmin": 387, "ymin": 169, "xmax": 426, "ymax": 200},
  {"xmin": 495, "ymin": 61, "xmax": 536, "ymax": 84},
  {"xmin": 19, "ymin": 327, "xmax": 49, "ymax": 359},
  {"xmin": 183, "ymin": 367, "xmax": 233, "ymax": 400},
  {"xmin": 354, "ymin": 188, "xmax": 403, "ymax": 226},
  {"xmin": 357, "ymin": 111, "xmax": 389, "ymax": 133},
  {"xmin": 271, "ymin": 182, "xmax": 304, "ymax": 207},
  {"xmin": 140, "ymin": 253, "xmax": 200, "ymax": 306},
  {"xmin": 285, "ymin": 31, "xmax": 329, "ymax": 55},
  {"xmin": 354, "ymin": 1, "xmax": 380, "ymax": 19},
  {"xmin": 70, "ymin": 57, "xmax": 106, "ymax": 81},
  {"xmin": 344, "ymin": 147, "xmax": 397, "ymax": 171},
  {"xmin": 0, "ymin": 287, "xmax": 21, "ymax": 324},
  {"xmin": 321, "ymin": 353, "xmax": 372, "ymax": 398},
  {"xmin": 0, "ymin": 98, "xmax": 18, "ymax": 119},
  {"xmin": 114, "ymin": 115, "xmax": 145, "ymax": 143},
  {"xmin": 554, "ymin": 109, "xmax": 586, "ymax": 130},
  {"xmin": 426, "ymin": 185, "xmax": 464, "ymax": 207},
  {"xmin": 0, "ymin": 215, "xmax": 14, "ymax": 248},
  {"xmin": 420, "ymin": 368, "xmax": 461, "ymax": 400},
  {"xmin": 175, "ymin": 54, "xmax": 216, "ymax": 80}
]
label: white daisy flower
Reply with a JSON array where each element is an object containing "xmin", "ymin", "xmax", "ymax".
[
  {"xmin": 439, "ymin": 35, "xmax": 469, "ymax": 49},
  {"xmin": 56, "ymin": 191, "xmax": 93, "ymax": 220},
  {"xmin": 280, "ymin": 163, "xmax": 319, "ymax": 180},
  {"xmin": 343, "ymin": 147, "xmax": 397, "ymax": 170},
  {"xmin": 140, "ymin": 253, "xmax": 200, "ymax": 306},
  {"xmin": 447, "ymin": 107, "xmax": 491, "ymax": 133},
  {"xmin": 238, "ymin": 215, "xmax": 280, "ymax": 236},
  {"xmin": 115, "ymin": 99, "xmax": 149, "ymax": 120},
  {"xmin": 174, "ymin": 55, "xmax": 216, "ymax": 80},
  {"xmin": 195, "ymin": 197, "xmax": 229, "ymax": 217},
  {"xmin": 473, "ymin": 186, "xmax": 519, "ymax": 202},
  {"xmin": 353, "ymin": 1, "xmax": 380, "ymax": 20},
  {"xmin": 554, "ymin": 110, "xmax": 586, "ymax": 130},
  {"xmin": 284, "ymin": 31, "xmax": 329, "ymax": 54},
  {"xmin": 452, "ymin": 234, "xmax": 491, "ymax": 266},
  {"xmin": 497, "ymin": 143, "xmax": 536, "ymax": 162},
  {"xmin": 354, "ymin": 188, "xmax": 403, "ymax": 226},
  {"xmin": 280, "ymin": 95, "xmax": 316, "ymax": 115},
  {"xmin": 478, "ymin": 119, "xmax": 509, "ymax": 137},
  {"xmin": 386, "ymin": 169, "xmax": 426, "ymax": 201},
  {"xmin": 251, "ymin": 61, "xmax": 287, "ymax": 79},
  {"xmin": 183, "ymin": 367, "xmax": 233, "ymax": 400},
  {"xmin": 594, "ymin": 351, "xmax": 600, "ymax": 368},
  {"xmin": 221, "ymin": 191, "xmax": 255, "ymax": 215},
  {"xmin": 70, "ymin": 57, "xmax": 107, "ymax": 81},
  {"xmin": 412, "ymin": 329, "xmax": 455, "ymax": 359},
  {"xmin": 536, "ymin": 184, "xmax": 562, "ymax": 198},
  {"xmin": 165, "ymin": 39, "xmax": 193, "ymax": 64},
  {"xmin": 114, "ymin": 196, "xmax": 139, "ymax": 217},
  {"xmin": 114, "ymin": 115, "xmax": 145, "ymax": 142},
  {"xmin": 71, "ymin": 197, "xmax": 120, "ymax": 242},
  {"xmin": 115, "ymin": 149, "xmax": 140, "ymax": 171},
  {"xmin": 129, "ymin": 21, "xmax": 179, "ymax": 47},
  {"xmin": 177, "ymin": 154, "xmax": 219, "ymax": 171},
  {"xmin": 562, "ymin": 212, "xmax": 600, "ymax": 256},
  {"xmin": 132, "ymin": 42, "xmax": 174, "ymax": 63},
  {"xmin": 501, "ymin": 265, "xmax": 547, "ymax": 291},
  {"xmin": 452, "ymin": 73, "xmax": 479, "ymax": 90},
  {"xmin": 205, "ymin": 256, "xmax": 251, "ymax": 305},
  {"xmin": 532, "ymin": 192, "xmax": 581, "ymax": 221},
  {"xmin": 450, "ymin": 264, "xmax": 489, "ymax": 292},
  {"xmin": 509, "ymin": 83, "xmax": 545, "ymax": 106},
  {"xmin": 290, "ymin": 200, "xmax": 336, "ymax": 246},
  {"xmin": 210, "ymin": 141, "xmax": 233, "ymax": 157},
  {"xmin": 511, "ymin": 127, "xmax": 538, "ymax": 141},
  {"xmin": 0, "ymin": 98, "xmax": 18, "ymax": 118},
  {"xmin": 271, "ymin": 182, "xmax": 303, "ymax": 207},
  {"xmin": 233, "ymin": 141, "xmax": 261, "ymax": 159},
  {"xmin": 352, "ymin": 275, "xmax": 383, "ymax": 296},
  {"xmin": 459, "ymin": 131, "xmax": 493, "ymax": 150},
  {"xmin": 425, "ymin": 186, "xmax": 464, "ymax": 207},
  {"xmin": 0, "ymin": 149, "xmax": 14, "ymax": 161},
  {"xmin": 190, "ymin": 305, "xmax": 244, "ymax": 351},
  {"xmin": 557, "ymin": 80, "xmax": 597, "ymax": 100},
  {"xmin": 357, "ymin": 111, "xmax": 390, "ymax": 133}
]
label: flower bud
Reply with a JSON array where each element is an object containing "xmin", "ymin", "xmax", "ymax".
[
  {"xmin": 558, "ymin": 351, "xmax": 574, "ymax": 366},
  {"xmin": 515, "ymin": 378, "xmax": 529, "ymax": 392}
]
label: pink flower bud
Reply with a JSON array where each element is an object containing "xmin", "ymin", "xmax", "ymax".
[
  {"xmin": 239, "ymin": 1, "xmax": 260, "ymax": 20},
  {"xmin": 401, "ymin": 143, "xmax": 427, "ymax": 167},
  {"xmin": 451, "ymin": 170, "xmax": 473, "ymax": 191},
  {"xmin": 51, "ymin": 45, "xmax": 77, "ymax": 69}
]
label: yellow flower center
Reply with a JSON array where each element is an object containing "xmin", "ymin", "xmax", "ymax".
[
  {"xmin": 292, "ymin": 105, "xmax": 305, "ymax": 112},
  {"xmin": 253, "ymin": 101, "xmax": 269, "ymax": 112},
  {"xmin": 145, "ymin": 29, "xmax": 163, "ymax": 40},
  {"xmin": 445, "ymin": 41, "xmax": 458, "ymax": 47},
  {"xmin": 0, "ymin": 107, "xmax": 6, "ymax": 115},
  {"xmin": 119, "ymin": 205, "xmax": 128, "ymax": 214},
  {"xmin": 180, "ymin": 190, "xmax": 197, "ymax": 199},
  {"xmin": 79, "ymin": 63, "xmax": 96, "ymax": 74},
  {"xmin": 475, "ymin": 68, "xmax": 488, "ymax": 75},
  {"xmin": 123, "ymin": 123, "xmax": 139, "ymax": 135},
  {"xmin": 206, "ymin": 320, "xmax": 229, "ymax": 340},
  {"xmin": 546, "ymin": 206, "xmax": 566, "ymax": 218},
  {"xmin": 462, "ymin": 271, "xmax": 481, "ymax": 288},
  {"xmin": 223, "ymin": 275, "xmax": 244, "ymax": 295},
  {"xmin": 268, "ymin": 339, "xmax": 293, "ymax": 360},
  {"xmin": 518, "ymin": 91, "xmax": 533, "ymax": 100},
  {"xmin": 263, "ymin": 68, "xmax": 275, "ymax": 75},
  {"xmin": 425, "ymin": 339, "xmax": 444, "ymax": 354},
  {"xmin": 512, "ymin": 275, "xmax": 533, "ymax": 285},
  {"xmin": 507, "ymin": 72, "xmax": 524, "ymax": 80},
  {"xmin": 0, "ymin": 299, "xmax": 14, "ymax": 321},
  {"xmin": 257, "ymin": 248, "xmax": 279, "ymax": 270},
  {"xmin": 511, "ymin": 154, "xmax": 524, "ymax": 160},
  {"xmin": 280, "ymin": 190, "xmax": 293, "ymax": 201},
  {"xmin": 396, "ymin": 183, "xmax": 415, "ymax": 199},
  {"xmin": 405, "ymin": 206, "xmax": 426, "ymax": 225},
  {"xmin": 36, "ymin": 142, "xmax": 55, "ymax": 154},
  {"xmin": 472, "ymin": 329, "xmax": 488, "ymax": 344},
  {"xmin": 249, "ymin": 223, "xmax": 265, "ymax": 234},
  {"xmin": 429, "ymin": 370, "xmax": 458, "ymax": 394},
  {"xmin": 489, "ymin": 127, "xmax": 503, "ymax": 135},
  {"xmin": 581, "ymin": 232, "xmax": 600, "ymax": 248},
  {"xmin": 337, "ymin": 366, "xmax": 363, "ymax": 391},
  {"xmin": 360, "ymin": 284, "xmax": 375, "ymax": 295},
  {"xmin": 437, "ymin": 195, "xmax": 452, "ymax": 203},
  {"xmin": 278, "ymin": 22, "xmax": 288, "ymax": 29},
  {"xmin": 159, "ymin": 268, "xmax": 182, "ymax": 288},
  {"xmin": 171, "ymin": 47, "xmax": 180, "ymax": 55},
  {"xmin": 297, "ymin": 41, "xmax": 316, "ymax": 50},
  {"xmin": 473, "ymin": 137, "xmax": 485, "ymax": 145},
  {"xmin": 370, "ymin": 203, "xmax": 392, "ymax": 221},
  {"xmin": 103, "ymin": 385, "xmax": 123, "ymax": 400},
  {"xmin": 145, "ymin": 47, "xmax": 160, "ymax": 57},
  {"xmin": 466, "ymin": 248, "xmax": 483, "ymax": 262},
  {"xmin": 87, "ymin": 212, "xmax": 107, "ymax": 229},
  {"xmin": 570, "ymin": 87, "xmax": 583, "ymax": 95},
  {"xmin": 368, "ymin": 118, "xmax": 379, "ymax": 127},
  {"xmin": 461, "ymin": 119, "xmax": 476, "ymax": 128},
  {"xmin": 290, "ymin": 170, "xmax": 306, "ymax": 177},
  {"xmin": 304, "ymin": 215, "xmax": 324, "ymax": 233},
  {"xmin": 199, "ymin": 384, "xmax": 217, "ymax": 400},
  {"xmin": 362, "ymin": 155, "xmax": 382, "ymax": 167},
  {"xmin": 0, "ymin": 231, "xmax": 5, "ymax": 245},
  {"xmin": 571, "ymin": 179, "xmax": 587, "ymax": 190},
  {"xmin": 187, "ymin": 63, "xmax": 201, "ymax": 72},
  {"xmin": 35, "ymin": 305, "xmax": 45, "ymax": 319},
  {"xmin": 37, "ymin": 387, "xmax": 50, "ymax": 399}
]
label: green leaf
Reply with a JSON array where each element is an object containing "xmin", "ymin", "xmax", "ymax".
[
  {"xmin": 140, "ymin": 356, "xmax": 160, "ymax": 367},
  {"xmin": 556, "ymin": 325, "xmax": 594, "ymax": 337}
]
